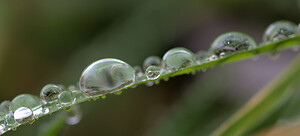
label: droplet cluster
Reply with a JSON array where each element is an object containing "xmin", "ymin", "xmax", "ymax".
[{"xmin": 0, "ymin": 20, "xmax": 299, "ymax": 135}]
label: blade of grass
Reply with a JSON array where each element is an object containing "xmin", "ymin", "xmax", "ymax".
[{"xmin": 212, "ymin": 52, "xmax": 300, "ymax": 136}]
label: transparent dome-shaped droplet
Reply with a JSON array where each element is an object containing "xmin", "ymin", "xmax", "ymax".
[
  {"xmin": 206, "ymin": 55, "xmax": 218, "ymax": 62},
  {"xmin": 40, "ymin": 84, "xmax": 62, "ymax": 103},
  {"xmin": 66, "ymin": 105, "xmax": 82, "ymax": 125},
  {"xmin": 143, "ymin": 56, "xmax": 161, "ymax": 70},
  {"xmin": 219, "ymin": 52, "xmax": 226, "ymax": 58},
  {"xmin": 162, "ymin": 47, "xmax": 196, "ymax": 72},
  {"xmin": 133, "ymin": 66, "xmax": 143, "ymax": 77},
  {"xmin": 10, "ymin": 94, "xmax": 42, "ymax": 112},
  {"xmin": 5, "ymin": 112, "xmax": 16, "ymax": 127},
  {"xmin": 145, "ymin": 66, "xmax": 161, "ymax": 80},
  {"xmin": 0, "ymin": 101, "xmax": 10, "ymax": 114},
  {"xmin": 263, "ymin": 20, "xmax": 298, "ymax": 42},
  {"xmin": 58, "ymin": 91, "xmax": 75, "ymax": 106},
  {"xmin": 79, "ymin": 58, "xmax": 135, "ymax": 97},
  {"xmin": 145, "ymin": 82, "xmax": 154, "ymax": 87},
  {"xmin": 13, "ymin": 107, "xmax": 33, "ymax": 124},
  {"xmin": 210, "ymin": 32, "xmax": 257, "ymax": 56}
]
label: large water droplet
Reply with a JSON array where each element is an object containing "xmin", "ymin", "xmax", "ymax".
[
  {"xmin": 58, "ymin": 91, "xmax": 75, "ymax": 106},
  {"xmin": 40, "ymin": 84, "xmax": 62, "ymax": 103},
  {"xmin": 145, "ymin": 66, "xmax": 161, "ymax": 80},
  {"xmin": 263, "ymin": 20, "xmax": 298, "ymax": 42},
  {"xmin": 79, "ymin": 58, "xmax": 135, "ymax": 97},
  {"xmin": 0, "ymin": 101, "xmax": 10, "ymax": 114},
  {"xmin": 210, "ymin": 32, "xmax": 257, "ymax": 56},
  {"xmin": 162, "ymin": 47, "xmax": 196, "ymax": 72},
  {"xmin": 10, "ymin": 94, "xmax": 42, "ymax": 112},
  {"xmin": 13, "ymin": 107, "xmax": 33, "ymax": 124},
  {"xmin": 143, "ymin": 56, "xmax": 161, "ymax": 70}
]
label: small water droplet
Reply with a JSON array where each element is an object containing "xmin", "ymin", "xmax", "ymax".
[
  {"xmin": 201, "ymin": 68, "xmax": 207, "ymax": 72},
  {"xmin": 66, "ymin": 105, "xmax": 82, "ymax": 125},
  {"xmin": 101, "ymin": 95, "xmax": 106, "ymax": 99},
  {"xmin": 163, "ymin": 77, "xmax": 169, "ymax": 82},
  {"xmin": 0, "ymin": 124, "xmax": 5, "ymax": 135},
  {"xmin": 5, "ymin": 112, "xmax": 16, "ymax": 127},
  {"xmin": 210, "ymin": 32, "xmax": 257, "ymax": 56},
  {"xmin": 0, "ymin": 101, "xmax": 10, "ymax": 114},
  {"xmin": 114, "ymin": 91, "xmax": 122, "ymax": 95},
  {"xmin": 145, "ymin": 82, "xmax": 154, "ymax": 87},
  {"xmin": 133, "ymin": 66, "xmax": 144, "ymax": 77},
  {"xmin": 162, "ymin": 47, "xmax": 196, "ymax": 72},
  {"xmin": 58, "ymin": 91, "xmax": 75, "ymax": 106},
  {"xmin": 40, "ymin": 84, "xmax": 62, "ymax": 103},
  {"xmin": 145, "ymin": 66, "xmax": 161, "ymax": 80},
  {"xmin": 219, "ymin": 52, "xmax": 226, "ymax": 58},
  {"xmin": 263, "ymin": 20, "xmax": 298, "ymax": 42},
  {"xmin": 143, "ymin": 56, "xmax": 161, "ymax": 70},
  {"xmin": 10, "ymin": 94, "xmax": 42, "ymax": 112},
  {"xmin": 79, "ymin": 58, "xmax": 135, "ymax": 97},
  {"xmin": 206, "ymin": 55, "xmax": 218, "ymax": 62},
  {"xmin": 269, "ymin": 51, "xmax": 280, "ymax": 60},
  {"xmin": 14, "ymin": 107, "xmax": 33, "ymax": 124}
]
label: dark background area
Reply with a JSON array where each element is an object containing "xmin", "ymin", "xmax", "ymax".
[{"xmin": 0, "ymin": 0, "xmax": 299, "ymax": 135}]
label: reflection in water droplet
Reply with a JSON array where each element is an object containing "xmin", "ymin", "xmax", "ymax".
[
  {"xmin": 210, "ymin": 32, "xmax": 257, "ymax": 56},
  {"xmin": 145, "ymin": 66, "xmax": 161, "ymax": 80},
  {"xmin": 66, "ymin": 106, "xmax": 82, "ymax": 125},
  {"xmin": 10, "ymin": 94, "xmax": 42, "ymax": 112},
  {"xmin": 162, "ymin": 47, "xmax": 196, "ymax": 72},
  {"xmin": 58, "ymin": 91, "xmax": 75, "ymax": 106},
  {"xmin": 143, "ymin": 56, "xmax": 161, "ymax": 70},
  {"xmin": 14, "ymin": 107, "xmax": 33, "ymax": 124},
  {"xmin": 40, "ymin": 84, "xmax": 62, "ymax": 103},
  {"xmin": 79, "ymin": 58, "xmax": 135, "ymax": 97},
  {"xmin": 219, "ymin": 52, "xmax": 226, "ymax": 58},
  {"xmin": 0, "ymin": 101, "xmax": 10, "ymax": 114},
  {"xmin": 263, "ymin": 20, "xmax": 298, "ymax": 42}
]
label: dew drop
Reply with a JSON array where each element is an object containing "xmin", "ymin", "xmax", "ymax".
[
  {"xmin": 66, "ymin": 105, "xmax": 82, "ymax": 125},
  {"xmin": 210, "ymin": 32, "xmax": 257, "ymax": 56},
  {"xmin": 114, "ymin": 91, "xmax": 122, "ymax": 95},
  {"xmin": 5, "ymin": 112, "xmax": 16, "ymax": 127},
  {"xmin": 133, "ymin": 66, "xmax": 144, "ymax": 78},
  {"xmin": 219, "ymin": 52, "xmax": 226, "ymax": 58},
  {"xmin": 40, "ymin": 84, "xmax": 62, "ymax": 103},
  {"xmin": 10, "ymin": 94, "xmax": 42, "ymax": 112},
  {"xmin": 58, "ymin": 91, "xmax": 75, "ymax": 106},
  {"xmin": 13, "ymin": 107, "xmax": 33, "ymax": 124},
  {"xmin": 206, "ymin": 55, "xmax": 218, "ymax": 62},
  {"xmin": 162, "ymin": 47, "xmax": 196, "ymax": 72},
  {"xmin": 0, "ymin": 124, "xmax": 5, "ymax": 135},
  {"xmin": 0, "ymin": 101, "xmax": 10, "ymax": 114},
  {"xmin": 143, "ymin": 56, "xmax": 161, "ymax": 70},
  {"xmin": 145, "ymin": 66, "xmax": 161, "ymax": 80},
  {"xmin": 263, "ymin": 20, "xmax": 299, "ymax": 42},
  {"xmin": 79, "ymin": 58, "xmax": 135, "ymax": 97},
  {"xmin": 101, "ymin": 95, "xmax": 106, "ymax": 99},
  {"xmin": 145, "ymin": 82, "xmax": 154, "ymax": 87}
]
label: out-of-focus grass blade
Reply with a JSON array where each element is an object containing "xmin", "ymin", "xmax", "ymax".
[{"xmin": 212, "ymin": 53, "xmax": 300, "ymax": 136}]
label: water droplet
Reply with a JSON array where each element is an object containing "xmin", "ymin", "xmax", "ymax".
[
  {"xmin": 10, "ymin": 94, "xmax": 42, "ymax": 112},
  {"xmin": 13, "ymin": 107, "xmax": 33, "ymax": 124},
  {"xmin": 5, "ymin": 112, "xmax": 16, "ymax": 127},
  {"xmin": 0, "ymin": 124, "xmax": 5, "ymax": 135},
  {"xmin": 145, "ymin": 66, "xmax": 161, "ymax": 80},
  {"xmin": 210, "ymin": 32, "xmax": 257, "ymax": 56},
  {"xmin": 40, "ymin": 84, "xmax": 62, "ymax": 103},
  {"xmin": 79, "ymin": 58, "xmax": 135, "ymax": 97},
  {"xmin": 162, "ymin": 47, "xmax": 196, "ymax": 72},
  {"xmin": 206, "ymin": 55, "xmax": 218, "ymax": 62},
  {"xmin": 219, "ymin": 52, "xmax": 226, "ymax": 58},
  {"xmin": 163, "ymin": 77, "xmax": 169, "ymax": 81},
  {"xmin": 263, "ymin": 20, "xmax": 298, "ymax": 42},
  {"xmin": 66, "ymin": 105, "xmax": 82, "ymax": 125},
  {"xmin": 143, "ymin": 56, "xmax": 161, "ymax": 70},
  {"xmin": 133, "ymin": 66, "xmax": 143, "ymax": 77},
  {"xmin": 101, "ymin": 95, "xmax": 106, "ymax": 99},
  {"xmin": 58, "ymin": 91, "xmax": 75, "ymax": 106},
  {"xmin": 145, "ymin": 82, "xmax": 154, "ymax": 87},
  {"xmin": 0, "ymin": 101, "xmax": 10, "ymax": 114}
]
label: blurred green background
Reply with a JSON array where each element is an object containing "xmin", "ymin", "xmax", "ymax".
[{"xmin": 0, "ymin": 0, "xmax": 299, "ymax": 135}]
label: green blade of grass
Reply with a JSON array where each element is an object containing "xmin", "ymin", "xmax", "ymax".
[{"xmin": 212, "ymin": 51, "xmax": 300, "ymax": 136}]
